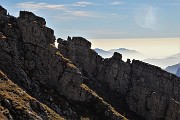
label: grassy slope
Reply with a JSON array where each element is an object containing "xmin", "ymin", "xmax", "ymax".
[{"xmin": 0, "ymin": 70, "xmax": 64, "ymax": 120}]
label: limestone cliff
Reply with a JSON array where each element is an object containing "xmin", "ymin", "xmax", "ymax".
[
  {"xmin": 57, "ymin": 37, "xmax": 180, "ymax": 120},
  {"xmin": 0, "ymin": 6, "xmax": 126, "ymax": 120}
]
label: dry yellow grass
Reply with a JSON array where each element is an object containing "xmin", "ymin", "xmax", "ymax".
[
  {"xmin": 0, "ymin": 70, "xmax": 65, "ymax": 120},
  {"xmin": 55, "ymin": 51, "xmax": 71, "ymax": 63},
  {"xmin": 80, "ymin": 84, "xmax": 128, "ymax": 120}
]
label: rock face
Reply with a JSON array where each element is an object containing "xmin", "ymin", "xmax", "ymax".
[
  {"xmin": 0, "ymin": 6, "xmax": 127, "ymax": 120},
  {"xmin": 0, "ymin": 6, "xmax": 7, "ymax": 15},
  {"xmin": 127, "ymin": 60, "xmax": 180, "ymax": 119},
  {"xmin": 58, "ymin": 37, "xmax": 97, "ymax": 76},
  {"xmin": 57, "ymin": 36, "xmax": 180, "ymax": 120}
]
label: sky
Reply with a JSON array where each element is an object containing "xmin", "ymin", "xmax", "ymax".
[
  {"xmin": 1, "ymin": 0, "xmax": 180, "ymax": 39},
  {"xmin": 0, "ymin": 0, "xmax": 180, "ymax": 58}
]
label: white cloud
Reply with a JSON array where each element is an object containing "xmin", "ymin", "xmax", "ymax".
[
  {"xmin": 71, "ymin": 11, "xmax": 92, "ymax": 17},
  {"xmin": 134, "ymin": 5, "xmax": 158, "ymax": 29},
  {"xmin": 72, "ymin": 2, "xmax": 94, "ymax": 7},
  {"xmin": 63, "ymin": 10, "xmax": 93, "ymax": 17},
  {"xmin": 110, "ymin": 1, "xmax": 126, "ymax": 5},
  {"xmin": 16, "ymin": 2, "xmax": 66, "ymax": 10},
  {"xmin": 110, "ymin": 13, "xmax": 128, "ymax": 19},
  {"xmin": 110, "ymin": 13, "xmax": 118, "ymax": 16},
  {"xmin": 16, "ymin": 2, "xmax": 94, "ymax": 17}
]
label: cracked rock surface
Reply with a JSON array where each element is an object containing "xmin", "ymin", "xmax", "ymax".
[
  {"xmin": 0, "ymin": 6, "xmax": 127, "ymax": 120},
  {"xmin": 57, "ymin": 36, "xmax": 180, "ymax": 120}
]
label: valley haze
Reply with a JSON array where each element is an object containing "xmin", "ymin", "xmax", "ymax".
[{"xmin": 91, "ymin": 38, "xmax": 180, "ymax": 59}]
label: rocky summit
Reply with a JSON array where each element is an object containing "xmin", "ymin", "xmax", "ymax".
[{"xmin": 0, "ymin": 6, "xmax": 180, "ymax": 120}]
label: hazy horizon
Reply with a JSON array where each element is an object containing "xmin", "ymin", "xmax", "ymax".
[{"xmin": 90, "ymin": 38, "xmax": 180, "ymax": 59}]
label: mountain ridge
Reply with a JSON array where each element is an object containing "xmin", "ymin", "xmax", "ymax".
[
  {"xmin": 0, "ymin": 6, "xmax": 126, "ymax": 120},
  {"xmin": 0, "ymin": 6, "xmax": 180, "ymax": 120},
  {"xmin": 165, "ymin": 63, "xmax": 180, "ymax": 77},
  {"xmin": 58, "ymin": 36, "xmax": 180, "ymax": 120},
  {"xmin": 94, "ymin": 48, "xmax": 146, "ymax": 60},
  {"xmin": 143, "ymin": 56, "xmax": 180, "ymax": 69}
]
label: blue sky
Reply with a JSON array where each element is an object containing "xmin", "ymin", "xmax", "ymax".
[{"xmin": 1, "ymin": 0, "xmax": 180, "ymax": 39}]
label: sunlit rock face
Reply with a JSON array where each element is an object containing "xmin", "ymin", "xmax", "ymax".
[
  {"xmin": 0, "ymin": 6, "xmax": 128, "ymax": 120},
  {"xmin": 58, "ymin": 35, "xmax": 180, "ymax": 120}
]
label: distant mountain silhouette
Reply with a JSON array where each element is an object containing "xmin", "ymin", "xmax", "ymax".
[
  {"xmin": 143, "ymin": 57, "xmax": 179, "ymax": 69},
  {"xmin": 165, "ymin": 63, "xmax": 180, "ymax": 74},
  {"xmin": 109, "ymin": 48, "xmax": 139, "ymax": 53},
  {"xmin": 94, "ymin": 48, "xmax": 146, "ymax": 61},
  {"xmin": 143, "ymin": 53, "xmax": 180, "ymax": 69},
  {"xmin": 167, "ymin": 53, "xmax": 180, "ymax": 59},
  {"xmin": 109, "ymin": 48, "xmax": 147, "ymax": 60},
  {"xmin": 95, "ymin": 48, "xmax": 180, "ymax": 69},
  {"xmin": 176, "ymin": 68, "xmax": 180, "ymax": 77},
  {"xmin": 94, "ymin": 48, "xmax": 113, "ymax": 58}
]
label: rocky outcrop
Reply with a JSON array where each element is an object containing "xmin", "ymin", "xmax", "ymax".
[
  {"xmin": 57, "ymin": 36, "xmax": 180, "ymax": 120},
  {"xmin": 0, "ymin": 6, "xmax": 7, "ymax": 15},
  {"xmin": 57, "ymin": 37, "xmax": 99, "ymax": 76},
  {"xmin": 0, "ymin": 6, "xmax": 127, "ymax": 120}
]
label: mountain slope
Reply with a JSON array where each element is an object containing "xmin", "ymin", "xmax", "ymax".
[
  {"xmin": 0, "ymin": 70, "xmax": 65, "ymax": 120},
  {"xmin": 167, "ymin": 53, "xmax": 180, "ymax": 59},
  {"xmin": 165, "ymin": 63, "xmax": 180, "ymax": 74},
  {"xmin": 176, "ymin": 68, "xmax": 180, "ymax": 77},
  {"xmin": 143, "ymin": 57, "xmax": 179, "ymax": 69},
  {"xmin": 94, "ymin": 48, "xmax": 113, "ymax": 58},
  {"xmin": 109, "ymin": 48, "xmax": 147, "ymax": 60},
  {"xmin": 143, "ymin": 52, "xmax": 180, "ymax": 69},
  {"xmin": 94, "ymin": 48, "xmax": 147, "ymax": 60}
]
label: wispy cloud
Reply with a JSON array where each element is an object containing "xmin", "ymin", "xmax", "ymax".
[
  {"xmin": 16, "ymin": 2, "xmax": 66, "ymax": 10},
  {"xmin": 110, "ymin": 13, "xmax": 118, "ymax": 16},
  {"xmin": 72, "ymin": 2, "xmax": 94, "ymax": 7},
  {"xmin": 63, "ymin": 10, "xmax": 93, "ymax": 17},
  {"xmin": 110, "ymin": 13, "xmax": 128, "ymax": 19},
  {"xmin": 70, "ymin": 11, "xmax": 92, "ymax": 17},
  {"xmin": 15, "ymin": 2, "xmax": 94, "ymax": 17},
  {"xmin": 134, "ymin": 5, "xmax": 157, "ymax": 29},
  {"xmin": 110, "ymin": 1, "xmax": 126, "ymax": 5}
]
